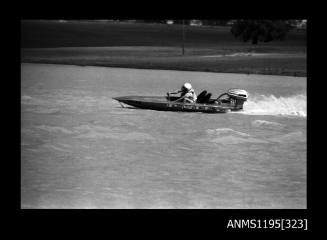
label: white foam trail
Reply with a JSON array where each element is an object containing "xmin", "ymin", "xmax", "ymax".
[
  {"xmin": 35, "ymin": 125, "xmax": 74, "ymax": 134},
  {"xmin": 241, "ymin": 94, "xmax": 306, "ymax": 117},
  {"xmin": 252, "ymin": 120, "xmax": 285, "ymax": 129},
  {"xmin": 42, "ymin": 143, "xmax": 72, "ymax": 153},
  {"xmin": 206, "ymin": 128, "xmax": 251, "ymax": 137},
  {"xmin": 204, "ymin": 128, "xmax": 268, "ymax": 144},
  {"xmin": 21, "ymin": 95, "xmax": 33, "ymax": 102}
]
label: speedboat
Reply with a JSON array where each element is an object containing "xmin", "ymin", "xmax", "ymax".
[{"xmin": 113, "ymin": 89, "xmax": 248, "ymax": 113}]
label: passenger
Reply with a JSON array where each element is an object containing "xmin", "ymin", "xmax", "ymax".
[{"xmin": 167, "ymin": 83, "xmax": 197, "ymax": 103}]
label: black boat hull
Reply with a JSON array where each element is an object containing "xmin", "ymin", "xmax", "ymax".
[{"xmin": 113, "ymin": 96, "xmax": 239, "ymax": 113}]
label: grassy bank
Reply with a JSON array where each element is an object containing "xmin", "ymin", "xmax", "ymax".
[{"xmin": 21, "ymin": 20, "xmax": 306, "ymax": 76}]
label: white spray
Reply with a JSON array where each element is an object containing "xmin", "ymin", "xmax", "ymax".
[{"xmin": 240, "ymin": 93, "xmax": 306, "ymax": 117}]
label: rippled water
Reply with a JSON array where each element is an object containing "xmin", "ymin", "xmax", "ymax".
[{"xmin": 21, "ymin": 63, "xmax": 306, "ymax": 209}]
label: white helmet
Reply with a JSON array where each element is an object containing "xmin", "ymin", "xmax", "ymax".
[{"xmin": 182, "ymin": 82, "xmax": 192, "ymax": 91}]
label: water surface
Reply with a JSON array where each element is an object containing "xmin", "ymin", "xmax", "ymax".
[{"xmin": 21, "ymin": 63, "xmax": 306, "ymax": 208}]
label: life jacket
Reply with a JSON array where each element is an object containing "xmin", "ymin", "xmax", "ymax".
[{"xmin": 182, "ymin": 89, "xmax": 197, "ymax": 102}]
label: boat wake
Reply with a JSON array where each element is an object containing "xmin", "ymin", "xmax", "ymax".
[
  {"xmin": 239, "ymin": 94, "xmax": 306, "ymax": 117},
  {"xmin": 251, "ymin": 120, "xmax": 286, "ymax": 130},
  {"xmin": 203, "ymin": 128, "xmax": 268, "ymax": 145},
  {"xmin": 202, "ymin": 127, "xmax": 306, "ymax": 145}
]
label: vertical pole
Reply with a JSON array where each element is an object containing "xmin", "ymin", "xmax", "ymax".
[{"xmin": 182, "ymin": 19, "xmax": 185, "ymax": 55}]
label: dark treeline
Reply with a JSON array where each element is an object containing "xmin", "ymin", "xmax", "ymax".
[
  {"xmin": 114, "ymin": 19, "xmax": 232, "ymax": 26},
  {"xmin": 113, "ymin": 19, "xmax": 305, "ymax": 28},
  {"xmin": 135, "ymin": 19, "xmax": 232, "ymax": 26}
]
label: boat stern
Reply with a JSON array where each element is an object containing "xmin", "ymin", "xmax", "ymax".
[{"xmin": 227, "ymin": 89, "xmax": 248, "ymax": 110}]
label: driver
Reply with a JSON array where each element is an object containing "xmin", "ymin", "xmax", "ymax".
[{"xmin": 167, "ymin": 83, "xmax": 197, "ymax": 103}]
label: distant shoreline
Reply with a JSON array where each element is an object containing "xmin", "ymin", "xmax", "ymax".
[
  {"xmin": 21, "ymin": 21, "xmax": 306, "ymax": 77},
  {"xmin": 21, "ymin": 47, "xmax": 306, "ymax": 77},
  {"xmin": 21, "ymin": 60, "xmax": 306, "ymax": 77}
]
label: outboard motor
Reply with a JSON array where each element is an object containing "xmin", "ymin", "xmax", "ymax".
[
  {"xmin": 227, "ymin": 89, "xmax": 248, "ymax": 110},
  {"xmin": 217, "ymin": 89, "xmax": 248, "ymax": 110}
]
